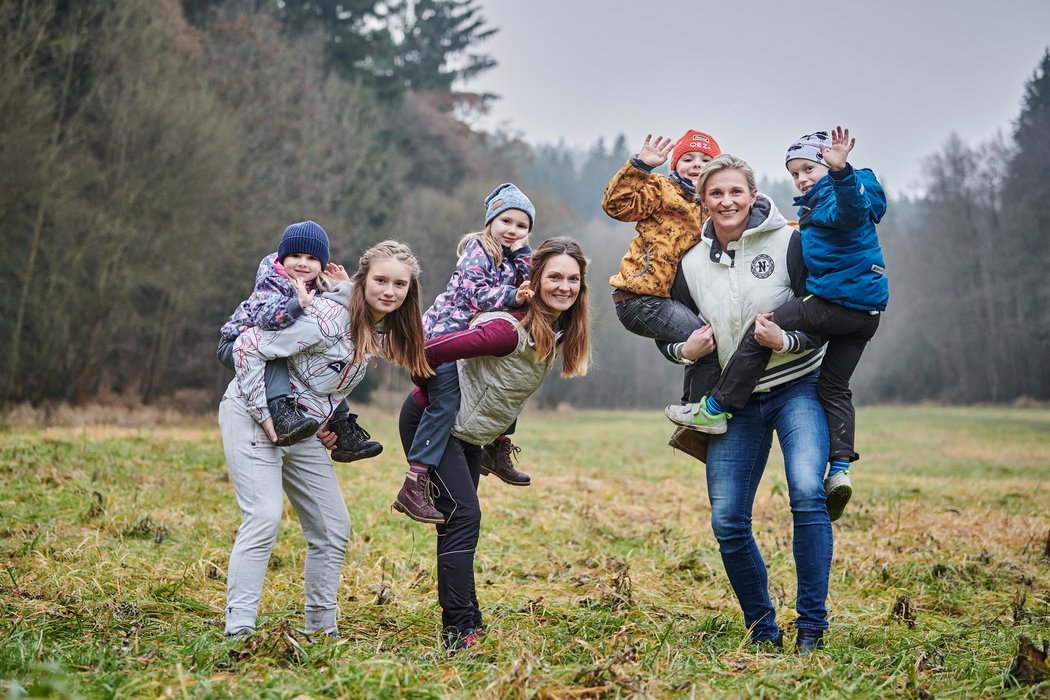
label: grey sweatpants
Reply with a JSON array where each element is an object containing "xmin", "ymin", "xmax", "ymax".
[{"xmin": 218, "ymin": 395, "xmax": 351, "ymax": 636}]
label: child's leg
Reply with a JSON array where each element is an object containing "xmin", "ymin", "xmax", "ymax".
[
  {"xmin": 683, "ymin": 351, "xmax": 721, "ymax": 404},
  {"xmin": 480, "ymin": 419, "xmax": 530, "ymax": 486},
  {"xmin": 709, "ymin": 296, "xmax": 814, "ymax": 411},
  {"xmin": 257, "ymin": 356, "xmax": 319, "ymax": 446},
  {"xmin": 331, "ymin": 399, "xmax": 350, "ymax": 422},
  {"xmin": 327, "ymin": 395, "xmax": 383, "ymax": 463},
  {"xmin": 393, "ymin": 362, "xmax": 460, "ymax": 523},
  {"xmin": 264, "ymin": 358, "xmax": 291, "ymax": 402},
  {"xmin": 613, "ymin": 293, "xmax": 703, "ymax": 344},
  {"xmin": 406, "ymin": 362, "xmax": 461, "ymax": 470},
  {"xmin": 815, "ymin": 315, "xmax": 880, "ymax": 463},
  {"xmin": 666, "ymin": 297, "xmax": 807, "ymax": 432}
]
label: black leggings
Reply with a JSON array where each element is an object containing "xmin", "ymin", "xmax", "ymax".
[{"xmin": 398, "ymin": 394, "xmax": 483, "ymax": 640}]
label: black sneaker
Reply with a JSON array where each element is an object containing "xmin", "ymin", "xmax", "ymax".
[
  {"xmin": 443, "ymin": 627, "xmax": 482, "ymax": 656},
  {"xmin": 268, "ymin": 398, "xmax": 320, "ymax": 446},
  {"xmin": 329, "ymin": 415, "xmax": 383, "ymax": 462}
]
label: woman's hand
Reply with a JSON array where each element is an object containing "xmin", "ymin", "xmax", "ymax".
[
  {"xmin": 754, "ymin": 312, "xmax": 786, "ymax": 351},
  {"xmin": 819, "ymin": 125, "xmax": 855, "ymax": 172},
  {"xmin": 515, "ymin": 280, "xmax": 534, "ymax": 305},
  {"xmin": 261, "ymin": 417, "xmax": 278, "ymax": 443},
  {"xmin": 681, "ymin": 324, "xmax": 716, "ymax": 361},
  {"xmin": 315, "ymin": 425, "xmax": 338, "ymax": 449},
  {"xmin": 326, "ymin": 262, "xmax": 350, "ymax": 282},
  {"xmin": 291, "ymin": 275, "xmax": 316, "ymax": 310},
  {"xmin": 638, "ymin": 134, "xmax": 674, "ymax": 168}
]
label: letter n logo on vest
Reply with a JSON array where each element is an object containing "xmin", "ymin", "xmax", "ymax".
[{"xmin": 750, "ymin": 254, "xmax": 774, "ymax": 279}]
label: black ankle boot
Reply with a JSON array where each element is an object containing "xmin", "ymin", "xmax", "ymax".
[
  {"xmin": 268, "ymin": 398, "xmax": 320, "ymax": 446},
  {"xmin": 795, "ymin": 628, "xmax": 825, "ymax": 654},
  {"xmin": 749, "ymin": 629, "xmax": 784, "ymax": 651},
  {"xmin": 329, "ymin": 414, "xmax": 383, "ymax": 462}
]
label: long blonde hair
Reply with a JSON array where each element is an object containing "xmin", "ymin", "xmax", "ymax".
[
  {"xmin": 347, "ymin": 241, "xmax": 433, "ymax": 378},
  {"xmin": 519, "ymin": 237, "xmax": 590, "ymax": 377},
  {"xmin": 457, "ymin": 223, "xmax": 504, "ymax": 267}
]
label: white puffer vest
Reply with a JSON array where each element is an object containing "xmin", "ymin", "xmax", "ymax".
[
  {"xmin": 452, "ymin": 311, "xmax": 556, "ymax": 446},
  {"xmin": 680, "ymin": 194, "xmax": 825, "ymax": 392}
]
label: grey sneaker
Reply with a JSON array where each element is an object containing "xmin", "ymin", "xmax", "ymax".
[
  {"xmin": 824, "ymin": 471, "xmax": 853, "ymax": 522},
  {"xmin": 664, "ymin": 397, "xmax": 729, "ymax": 434}
]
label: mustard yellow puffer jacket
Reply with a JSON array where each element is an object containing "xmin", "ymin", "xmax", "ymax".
[{"xmin": 601, "ymin": 160, "xmax": 706, "ymax": 297}]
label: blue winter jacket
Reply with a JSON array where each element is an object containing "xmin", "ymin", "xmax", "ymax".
[{"xmin": 794, "ymin": 164, "xmax": 888, "ymax": 311}]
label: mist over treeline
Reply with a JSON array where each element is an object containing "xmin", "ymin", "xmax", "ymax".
[{"xmin": 2, "ymin": 0, "xmax": 1048, "ymax": 410}]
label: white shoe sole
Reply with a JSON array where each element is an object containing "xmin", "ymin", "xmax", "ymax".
[{"xmin": 663, "ymin": 405, "xmax": 727, "ymax": 434}]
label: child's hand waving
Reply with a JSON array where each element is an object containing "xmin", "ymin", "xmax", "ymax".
[
  {"xmin": 326, "ymin": 262, "xmax": 350, "ymax": 282},
  {"xmin": 290, "ymin": 275, "xmax": 316, "ymax": 310},
  {"xmin": 638, "ymin": 134, "xmax": 675, "ymax": 168},
  {"xmin": 819, "ymin": 125, "xmax": 856, "ymax": 172}
]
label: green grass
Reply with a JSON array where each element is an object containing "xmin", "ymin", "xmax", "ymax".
[{"xmin": 1, "ymin": 406, "xmax": 1048, "ymax": 698}]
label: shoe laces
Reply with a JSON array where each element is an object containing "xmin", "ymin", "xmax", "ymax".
[
  {"xmin": 418, "ymin": 472, "xmax": 440, "ymax": 505},
  {"xmin": 497, "ymin": 439, "xmax": 521, "ymax": 462}
]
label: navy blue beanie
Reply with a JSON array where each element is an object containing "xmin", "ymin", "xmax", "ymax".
[
  {"xmin": 484, "ymin": 183, "xmax": 535, "ymax": 231},
  {"xmin": 278, "ymin": 221, "xmax": 330, "ymax": 268}
]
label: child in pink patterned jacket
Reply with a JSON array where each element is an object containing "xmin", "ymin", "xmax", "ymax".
[
  {"xmin": 218, "ymin": 221, "xmax": 382, "ymax": 463},
  {"xmin": 392, "ymin": 183, "xmax": 535, "ymax": 525}
]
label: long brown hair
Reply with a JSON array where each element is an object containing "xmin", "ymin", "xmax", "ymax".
[
  {"xmin": 346, "ymin": 241, "xmax": 433, "ymax": 378},
  {"xmin": 519, "ymin": 237, "xmax": 590, "ymax": 377}
]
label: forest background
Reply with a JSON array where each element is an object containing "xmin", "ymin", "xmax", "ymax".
[{"xmin": 3, "ymin": 0, "xmax": 1049, "ymax": 413}]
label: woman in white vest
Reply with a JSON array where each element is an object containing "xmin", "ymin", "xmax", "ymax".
[
  {"xmin": 665, "ymin": 154, "xmax": 833, "ymax": 652},
  {"xmin": 396, "ymin": 237, "xmax": 591, "ymax": 654}
]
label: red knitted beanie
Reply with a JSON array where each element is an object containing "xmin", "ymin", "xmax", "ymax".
[{"xmin": 670, "ymin": 131, "xmax": 721, "ymax": 171}]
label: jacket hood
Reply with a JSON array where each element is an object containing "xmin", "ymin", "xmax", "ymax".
[{"xmin": 744, "ymin": 193, "xmax": 789, "ymax": 236}]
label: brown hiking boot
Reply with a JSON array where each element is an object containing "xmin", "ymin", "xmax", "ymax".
[
  {"xmin": 669, "ymin": 427, "xmax": 709, "ymax": 463},
  {"xmin": 479, "ymin": 438, "xmax": 531, "ymax": 486},
  {"xmin": 392, "ymin": 472, "xmax": 445, "ymax": 524}
]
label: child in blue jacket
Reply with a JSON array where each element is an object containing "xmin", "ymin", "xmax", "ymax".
[{"xmin": 667, "ymin": 127, "xmax": 887, "ymax": 521}]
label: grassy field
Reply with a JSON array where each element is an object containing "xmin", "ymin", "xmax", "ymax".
[{"xmin": 1, "ymin": 405, "xmax": 1048, "ymax": 698}]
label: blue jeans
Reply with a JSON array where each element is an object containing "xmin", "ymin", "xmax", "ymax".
[
  {"xmin": 614, "ymin": 294, "xmax": 703, "ymax": 342},
  {"xmin": 705, "ymin": 371, "xmax": 832, "ymax": 642}
]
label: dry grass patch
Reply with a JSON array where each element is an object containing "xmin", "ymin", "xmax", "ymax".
[{"xmin": 1, "ymin": 405, "xmax": 1048, "ymax": 697}]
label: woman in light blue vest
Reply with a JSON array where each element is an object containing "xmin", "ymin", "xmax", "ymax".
[{"xmin": 397, "ymin": 237, "xmax": 592, "ymax": 654}]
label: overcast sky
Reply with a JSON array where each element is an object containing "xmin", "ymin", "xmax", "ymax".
[{"xmin": 460, "ymin": 0, "xmax": 1050, "ymax": 195}]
